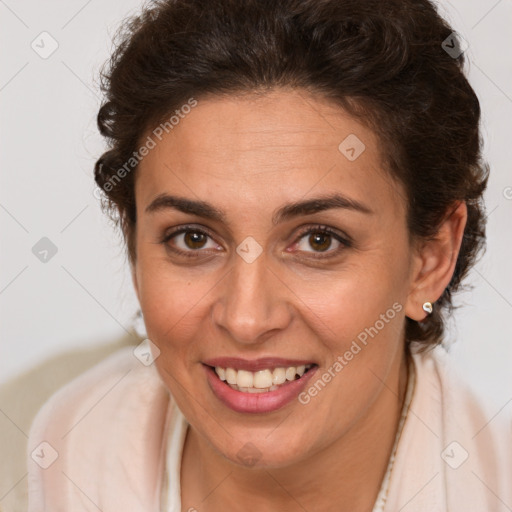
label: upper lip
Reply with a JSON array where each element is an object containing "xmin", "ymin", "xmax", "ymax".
[{"xmin": 203, "ymin": 357, "xmax": 316, "ymax": 372}]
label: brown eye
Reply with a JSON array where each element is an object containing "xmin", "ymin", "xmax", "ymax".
[
  {"xmin": 184, "ymin": 231, "xmax": 208, "ymax": 249},
  {"xmin": 296, "ymin": 230, "xmax": 340, "ymax": 253},
  {"xmin": 292, "ymin": 225, "xmax": 350, "ymax": 258},
  {"xmin": 161, "ymin": 227, "xmax": 220, "ymax": 257},
  {"xmin": 307, "ymin": 232, "xmax": 332, "ymax": 252}
]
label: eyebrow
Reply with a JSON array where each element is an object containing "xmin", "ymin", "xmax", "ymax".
[{"xmin": 144, "ymin": 192, "xmax": 374, "ymax": 225}]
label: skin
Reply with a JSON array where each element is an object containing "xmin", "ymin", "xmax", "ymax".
[{"xmin": 131, "ymin": 88, "xmax": 467, "ymax": 512}]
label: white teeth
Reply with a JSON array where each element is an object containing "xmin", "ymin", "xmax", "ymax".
[
  {"xmin": 244, "ymin": 387, "xmax": 268, "ymax": 393},
  {"xmin": 214, "ymin": 364, "xmax": 313, "ymax": 393},
  {"xmin": 272, "ymin": 368, "xmax": 286, "ymax": 385},
  {"xmin": 285, "ymin": 367, "xmax": 296, "ymax": 381},
  {"xmin": 236, "ymin": 370, "xmax": 253, "ymax": 388},
  {"xmin": 225, "ymin": 368, "xmax": 237, "ymax": 385},
  {"xmin": 253, "ymin": 369, "xmax": 273, "ymax": 388}
]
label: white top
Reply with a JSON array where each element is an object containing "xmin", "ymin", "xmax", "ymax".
[
  {"xmin": 27, "ymin": 343, "xmax": 512, "ymax": 511},
  {"xmin": 161, "ymin": 396, "xmax": 188, "ymax": 511}
]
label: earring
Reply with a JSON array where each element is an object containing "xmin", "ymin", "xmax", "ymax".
[
  {"xmin": 422, "ymin": 302, "xmax": 433, "ymax": 314},
  {"xmin": 132, "ymin": 308, "xmax": 148, "ymax": 338}
]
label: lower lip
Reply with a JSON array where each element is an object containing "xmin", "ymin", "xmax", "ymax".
[{"xmin": 203, "ymin": 364, "xmax": 318, "ymax": 414}]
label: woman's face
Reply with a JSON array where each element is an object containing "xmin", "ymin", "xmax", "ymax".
[{"xmin": 132, "ymin": 89, "xmax": 417, "ymax": 468}]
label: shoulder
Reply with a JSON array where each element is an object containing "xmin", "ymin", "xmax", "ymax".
[
  {"xmin": 411, "ymin": 343, "xmax": 511, "ymax": 436},
  {"xmin": 394, "ymin": 344, "xmax": 512, "ymax": 511},
  {"xmin": 411, "ymin": 343, "xmax": 512, "ymax": 457},
  {"xmin": 27, "ymin": 345, "xmax": 173, "ymax": 511}
]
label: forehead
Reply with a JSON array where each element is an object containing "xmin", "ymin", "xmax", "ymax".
[{"xmin": 135, "ymin": 89, "xmax": 406, "ymax": 220}]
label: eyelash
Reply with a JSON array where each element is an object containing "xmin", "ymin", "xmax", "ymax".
[{"xmin": 159, "ymin": 224, "xmax": 352, "ymax": 260}]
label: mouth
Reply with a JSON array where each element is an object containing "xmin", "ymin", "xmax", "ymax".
[
  {"xmin": 212, "ymin": 363, "xmax": 315, "ymax": 393},
  {"xmin": 202, "ymin": 360, "xmax": 318, "ymax": 413}
]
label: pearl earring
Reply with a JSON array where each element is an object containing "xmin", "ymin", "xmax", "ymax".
[{"xmin": 422, "ymin": 302, "xmax": 433, "ymax": 314}]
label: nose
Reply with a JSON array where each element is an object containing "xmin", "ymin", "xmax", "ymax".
[{"xmin": 211, "ymin": 251, "xmax": 292, "ymax": 345}]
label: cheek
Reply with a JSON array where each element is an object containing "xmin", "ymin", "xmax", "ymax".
[
  {"xmin": 289, "ymin": 260, "xmax": 403, "ymax": 344},
  {"xmin": 290, "ymin": 271, "xmax": 405, "ymax": 443},
  {"xmin": 136, "ymin": 264, "xmax": 215, "ymax": 403},
  {"xmin": 137, "ymin": 253, "xmax": 211, "ymax": 315},
  {"xmin": 135, "ymin": 257, "xmax": 219, "ymax": 363}
]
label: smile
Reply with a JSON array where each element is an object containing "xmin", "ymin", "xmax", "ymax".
[
  {"xmin": 214, "ymin": 364, "xmax": 314, "ymax": 393},
  {"xmin": 202, "ymin": 358, "xmax": 318, "ymax": 413}
]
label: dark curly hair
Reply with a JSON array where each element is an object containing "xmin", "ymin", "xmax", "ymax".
[{"xmin": 94, "ymin": 0, "xmax": 489, "ymax": 350}]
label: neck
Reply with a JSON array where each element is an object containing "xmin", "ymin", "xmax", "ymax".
[{"xmin": 181, "ymin": 349, "xmax": 410, "ymax": 512}]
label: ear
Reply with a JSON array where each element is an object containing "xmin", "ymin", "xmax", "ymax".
[{"xmin": 405, "ymin": 201, "xmax": 467, "ymax": 321}]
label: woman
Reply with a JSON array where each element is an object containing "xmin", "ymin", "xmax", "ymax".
[{"xmin": 27, "ymin": 0, "xmax": 512, "ymax": 510}]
